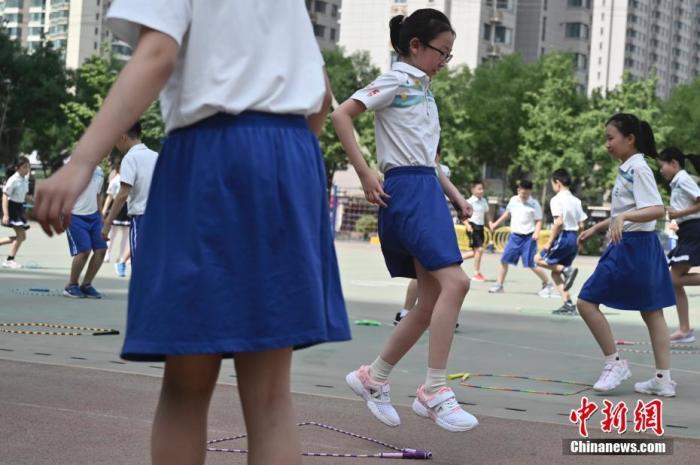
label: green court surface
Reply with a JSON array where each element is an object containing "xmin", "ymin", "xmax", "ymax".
[{"xmin": 1, "ymin": 226, "xmax": 699, "ymax": 464}]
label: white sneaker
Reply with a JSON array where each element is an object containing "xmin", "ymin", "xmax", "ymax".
[
  {"xmin": 346, "ymin": 366, "xmax": 400, "ymax": 427},
  {"xmin": 538, "ymin": 283, "xmax": 556, "ymax": 298},
  {"xmin": 593, "ymin": 360, "xmax": 631, "ymax": 392},
  {"xmin": 634, "ymin": 376, "xmax": 677, "ymax": 397},
  {"xmin": 412, "ymin": 385, "xmax": 478, "ymax": 432},
  {"xmin": 2, "ymin": 260, "xmax": 22, "ymax": 269},
  {"xmin": 488, "ymin": 283, "xmax": 504, "ymax": 294}
]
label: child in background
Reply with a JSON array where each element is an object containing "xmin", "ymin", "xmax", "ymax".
[
  {"xmin": 1, "ymin": 157, "xmax": 31, "ymax": 269},
  {"xmin": 462, "ymin": 180, "xmax": 491, "ymax": 282}
]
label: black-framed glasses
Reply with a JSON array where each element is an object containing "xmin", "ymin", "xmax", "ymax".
[{"xmin": 423, "ymin": 43, "xmax": 453, "ymax": 63}]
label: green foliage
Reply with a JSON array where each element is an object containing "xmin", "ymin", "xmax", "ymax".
[
  {"xmin": 662, "ymin": 76, "xmax": 700, "ymax": 156},
  {"xmin": 354, "ymin": 214, "xmax": 378, "ymax": 237}
]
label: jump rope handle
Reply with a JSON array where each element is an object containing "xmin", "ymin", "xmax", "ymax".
[{"xmin": 401, "ymin": 449, "xmax": 432, "ymax": 459}]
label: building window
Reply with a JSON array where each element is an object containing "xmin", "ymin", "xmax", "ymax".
[
  {"xmin": 567, "ymin": 0, "xmax": 591, "ymax": 7},
  {"xmin": 314, "ymin": 0, "xmax": 327, "ymax": 14},
  {"xmin": 330, "ymin": 28, "xmax": 336, "ymax": 41},
  {"xmin": 565, "ymin": 23, "xmax": 589, "ymax": 39},
  {"xmin": 574, "ymin": 53, "xmax": 588, "ymax": 70},
  {"xmin": 494, "ymin": 26, "xmax": 512, "ymax": 44},
  {"xmin": 541, "ymin": 16, "xmax": 546, "ymax": 41},
  {"xmin": 312, "ymin": 23, "xmax": 325, "ymax": 38},
  {"xmin": 483, "ymin": 23, "xmax": 492, "ymax": 40},
  {"xmin": 5, "ymin": 1, "xmax": 25, "ymax": 8},
  {"xmin": 331, "ymin": 4, "xmax": 338, "ymax": 17}
]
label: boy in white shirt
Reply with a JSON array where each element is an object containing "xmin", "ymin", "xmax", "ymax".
[
  {"xmin": 489, "ymin": 180, "xmax": 551, "ymax": 294},
  {"xmin": 102, "ymin": 121, "xmax": 158, "ymax": 267},
  {"xmin": 535, "ymin": 169, "xmax": 588, "ymax": 315},
  {"xmin": 462, "ymin": 180, "xmax": 491, "ymax": 282},
  {"xmin": 64, "ymin": 166, "xmax": 107, "ymax": 298}
]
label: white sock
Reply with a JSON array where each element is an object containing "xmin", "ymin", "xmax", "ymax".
[
  {"xmin": 399, "ymin": 308, "xmax": 409, "ymax": 318},
  {"xmin": 605, "ymin": 352, "xmax": 620, "ymax": 363},
  {"xmin": 656, "ymin": 369, "xmax": 671, "ymax": 381},
  {"xmin": 369, "ymin": 356, "xmax": 393, "ymax": 383},
  {"xmin": 425, "ymin": 367, "xmax": 447, "ymax": 394}
]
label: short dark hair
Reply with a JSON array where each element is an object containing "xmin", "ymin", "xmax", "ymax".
[
  {"xmin": 15, "ymin": 156, "xmax": 30, "ymax": 169},
  {"xmin": 126, "ymin": 121, "xmax": 142, "ymax": 140},
  {"xmin": 519, "ymin": 179, "xmax": 533, "ymax": 190},
  {"xmin": 551, "ymin": 168, "xmax": 572, "ymax": 187},
  {"xmin": 471, "ymin": 180, "xmax": 484, "ymax": 189},
  {"xmin": 389, "ymin": 9, "xmax": 455, "ymax": 58},
  {"xmin": 658, "ymin": 147, "xmax": 685, "ymax": 167},
  {"xmin": 606, "ymin": 113, "xmax": 657, "ymax": 158}
]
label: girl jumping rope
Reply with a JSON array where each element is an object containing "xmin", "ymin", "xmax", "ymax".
[
  {"xmin": 33, "ymin": 1, "xmax": 351, "ymax": 464},
  {"xmin": 577, "ymin": 113, "xmax": 676, "ymax": 397},
  {"xmin": 332, "ymin": 9, "xmax": 477, "ymax": 432}
]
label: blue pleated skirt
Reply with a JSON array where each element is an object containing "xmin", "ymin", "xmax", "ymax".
[
  {"xmin": 121, "ymin": 112, "xmax": 351, "ymax": 361},
  {"xmin": 578, "ymin": 231, "xmax": 675, "ymax": 311}
]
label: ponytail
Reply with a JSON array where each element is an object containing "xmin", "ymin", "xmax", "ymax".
[
  {"xmin": 686, "ymin": 154, "xmax": 700, "ymax": 174},
  {"xmin": 637, "ymin": 120, "xmax": 657, "ymax": 158},
  {"xmin": 389, "ymin": 9, "xmax": 454, "ymax": 58}
]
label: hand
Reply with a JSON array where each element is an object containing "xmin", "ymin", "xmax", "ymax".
[
  {"xmin": 1, "ymin": 215, "xmax": 9, "ymax": 226},
  {"xmin": 489, "ymin": 221, "xmax": 497, "ymax": 231},
  {"xmin": 33, "ymin": 161, "xmax": 94, "ymax": 236},
  {"xmin": 541, "ymin": 241, "xmax": 552, "ymax": 251},
  {"xmin": 464, "ymin": 221, "xmax": 473, "ymax": 233},
  {"xmin": 667, "ymin": 208, "xmax": 682, "ymax": 220},
  {"xmin": 669, "ymin": 222, "xmax": 679, "ymax": 232},
  {"xmin": 359, "ymin": 169, "xmax": 390, "ymax": 208},
  {"xmin": 608, "ymin": 215, "xmax": 625, "ymax": 244},
  {"xmin": 452, "ymin": 196, "xmax": 472, "ymax": 222},
  {"xmin": 577, "ymin": 227, "xmax": 596, "ymax": 247},
  {"xmin": 532, "ymin": 231, "xmax": 540, "ymax": 241},
  {"xmin": 101, "ymin": 223, "xmax": 111, "ymax": 241}
]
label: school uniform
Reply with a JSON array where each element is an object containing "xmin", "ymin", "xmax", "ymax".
[
  {"xmin": 579, "ymin": 154, "xmax": 675, "ymax": 311},
  {"xmin": 352, "ymin": 61, "xmax": 461, "ymax": 278},
  {"xmin": 667, "ymin": 170, "xmax": 700, "ymax": 266},
  {"xmin": 106, "ymin": 174, "xmax": 131, "ymax": 226},
  {"xmin": 107, "ymin": 0, "xmax": 350, "ymax": 361},
  {"xmin": 119, "ymin": 143, "xmax": 158, "ymax": 261},
  {"xmin": 540, "ymin": 190, "xmax": 587, "ymax": 267},
  {"xmin": 2, "ymin": 172, "xmax": 30, "ymax": 230},
  {"xmin": 467, "ymin": 195, "xmax": 488, "ymax": 249},
  {"xmin": 66, "ymin": 167, "xmax": 107, "ymax": 256},
  {"xmin": 501, "ymin": 195, "xmax": 542, "ymax": 268}
]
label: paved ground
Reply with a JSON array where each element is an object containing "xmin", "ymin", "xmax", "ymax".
[{"xmin": 1, "ymin": 225, "xmax": 699, "ymax": 464}]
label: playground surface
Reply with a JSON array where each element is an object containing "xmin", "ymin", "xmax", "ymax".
[{"xmin": 1, "ymin": 226, "xmax": 699, "ymax": 464}]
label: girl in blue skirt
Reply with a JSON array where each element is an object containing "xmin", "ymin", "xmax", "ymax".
[
  {"xmin": 658, "ymin": 147, "xmax": 700, "ymax": 344},
  {"xmin": 33, "ymin": 1, "xmax": 351, "ymax": 464},
  {"xmin": 332, "ymin": 9, "xmax": 477, "ymax": 432},
  {"xmin": 577, "ymin": 113, "xmax": 676, "ymax": 397}
]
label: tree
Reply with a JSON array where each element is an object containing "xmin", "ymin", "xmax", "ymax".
[
  {"xmin": 516, "ymin": 54, "xmax": 585, "ymax": 206},
  {"xmin": 663, "ymin": 76, "xmax": 700, "ymax": 156},
  {"xmin": 319, "ymin": 49, "xmax": 379, "ymax": 190}
]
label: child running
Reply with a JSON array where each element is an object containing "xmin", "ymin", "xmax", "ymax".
[
  {"xmin": 462, "ymin": 180, "xmax": 491, "ymax": 282},
  {"xmin": 658, "ymin": 147, "xmax": 700, "ymax": 344},
  {"xmin": 64, "ymin": 165, "xmax": 107, "ymax": 298},
  {"xmin": 535, "ymin": 169, "xmax": 588, "ymax": 315},
  {"xmin": 33, "ymin": 1, "xmax": 351, "ymax": 464},
  {"xmin": 333, "ymin": 9, "xmax": 477, "ymax": 432},
  {"xmin": 577, "ymin": 113, "xmax": 676, "ymax": 397},
  {"xmin": 489, "ymin": 180, "xmax": 553, "ymax": 295},
  {"xmin": 1, "ymin": 157, "xmax": 31, "ymax": 269}
]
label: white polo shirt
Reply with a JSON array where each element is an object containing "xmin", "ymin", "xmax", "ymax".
[
  {"xmin": 550, "ymin": 190, "xmax": 587, "ymax": 231},
  {"xmin": 120, "ymin": 144, "xmax": 158, "ymax": 216},
  {"xmin": 106, "ymin": 0, "xmax": 325, "ymax": 133},
  {"xmin": 351, "ymin": 62, "xmax": 440, "ymax": 173},
  {"xmin": 72, "ymin": 166, "xmax": 104, "ymax": 216},
  {"xmin": 610, "ymin": 153, "xmax": 662, "ymax": 232},
  {"xmin": 670, "ymin": 169, "xmax": 700, "ymax": 224},
  {"xmin": 506, "ymin": 195, "xmax": 543, "ymax": 235},
  {"xmin": 467, "ymin": 196, "xmax": 489, "ymax": 226},
  {"xmin": 2, "ymin": 172, "xmax": 29, "ymax": 203},
  {"xmin": 107, "ymin": 174, "xmax": 121, "ymax": 199}
]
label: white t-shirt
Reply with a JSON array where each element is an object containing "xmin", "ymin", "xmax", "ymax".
[
  {"xmin": 107, "ymin": 174, "xmax": 121, "ymax": 198},
  {"xmin": 506, "ymin": 195, "xmax": 543, "ymax": 235},
  {"xmin": 467, "ymin": 196, "xmax": 489, "ymax": 226},
  {"xmin": 2, "ymin": 172, "xmax": 29, "ymax": 203},
  {"xmin": 610, "ymin": 153, "xmax": 662, "ymax": 232},
  {"xmin": 670, "ymin": 169, "xmax": 700, "ymax": 224},
  {"xmin": 351, "ymin": 62, "xmax": 440, "ymax": 173},
  {"xmin": 550, "ymin": 190, "xmax": 587, "ymax": 231},
  {"xmin": 106, "ymin": 0, "xmax": 325, "ymax": 133},
  {"xmin": 120, "ymin": 144, "xmax": 158, "ymax": 216},
  {"xmin": 72, "ymin": 166, "xmax": 104, "ymax": 216}
]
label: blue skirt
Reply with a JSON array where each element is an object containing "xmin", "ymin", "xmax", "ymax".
[
  {"xmin": 378, "ymin": 166, "xmax": 462, "ymax": 278},
  {"xmin": 121, "ymin": 112, "xmax": 351, "ymax": 361},
  {"xmin": 578, "ymin": 231, "xmax": 675, "ymax": 311}
]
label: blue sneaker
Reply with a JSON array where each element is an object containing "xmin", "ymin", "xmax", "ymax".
[
  {"xmin": 115, "ymin": 262, "xmax": 126, "ymax": 277},
  {"xmin": 63, "ymin": 284, "xmax": 86, "ymax": 299},
  {"xmin": 80, "ymin": 284, "xmax": 102, "ymax": 299}
]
